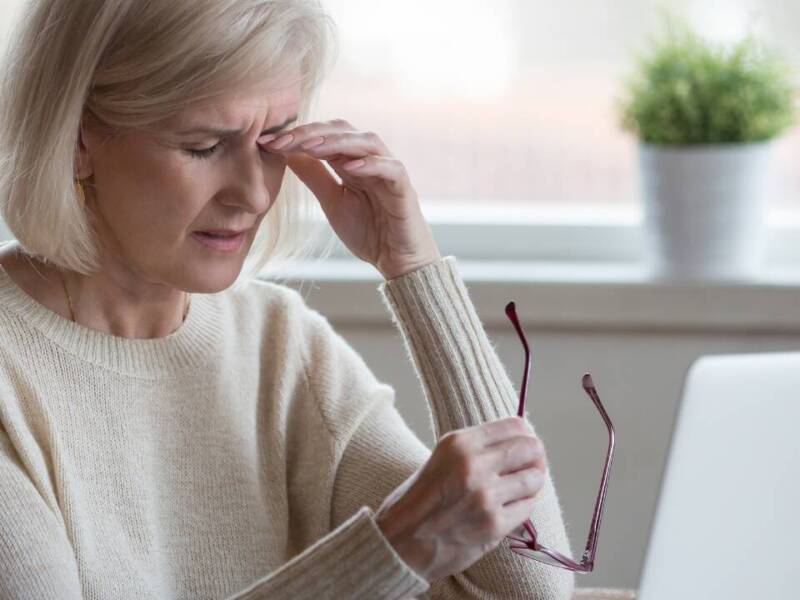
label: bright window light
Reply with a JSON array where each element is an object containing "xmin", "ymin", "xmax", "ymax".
[{"xmin": 318, "ymin": 0, "xmax": 800, "ymax": 217}]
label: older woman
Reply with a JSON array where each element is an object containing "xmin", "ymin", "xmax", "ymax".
[{"xmin": 0, "ymin": 0, "xmax": 574, "ymax": 598}]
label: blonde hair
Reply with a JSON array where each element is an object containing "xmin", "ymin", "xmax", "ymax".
[{"xmin": 0, "ymin": 0, "xmax": 339, "ymax": 286}]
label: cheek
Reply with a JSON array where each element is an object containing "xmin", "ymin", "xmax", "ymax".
[
  {"xmin": 119, "ymin": 171, "xmax": 206, "ymax": 241},
  {"xmin": 150, "ymin": 173, "xmax": 205, "ymax": 220}
]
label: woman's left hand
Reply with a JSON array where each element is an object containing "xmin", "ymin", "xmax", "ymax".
[{"xmin": 258, "ymin": 119, "xmax": 442, "ymax": 281}]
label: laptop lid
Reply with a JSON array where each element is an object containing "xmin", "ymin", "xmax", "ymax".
[{"xmin": 637, "ymin": 352, "xmax": 799, "ymax": 600}]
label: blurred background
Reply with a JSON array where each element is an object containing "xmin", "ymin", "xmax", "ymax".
[
  {"xmin": 312, "ymin": 0, "xmax": 800, "ymax": 218},
  {"xmin": 2, "ymin": 0, "xmax": 800, "ymax": 591}
]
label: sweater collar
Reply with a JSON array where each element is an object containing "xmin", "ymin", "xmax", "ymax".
[{"xmin": 0, "ymin": 261, "xmax": 223, "ymax": 379}]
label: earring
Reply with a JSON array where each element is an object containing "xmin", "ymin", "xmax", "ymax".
[{"xmin": 74, "ymin": 179, "xmax": 85, "ymax": 207}]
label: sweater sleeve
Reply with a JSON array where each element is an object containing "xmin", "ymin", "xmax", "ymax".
[
  {"xmin": 311, "ymin": 256, "xmax": 576, "ymax": 599},
  {"xmin": 0, "ymin": 425, "xmax": 83, "ymax": 599},
  {"xmin": 226, "ymin": 504, "xmax": 429, "ymax": 600},
  {"xmin": 374, "ymin": 255, "xmax": 576, "ymax": 599}
]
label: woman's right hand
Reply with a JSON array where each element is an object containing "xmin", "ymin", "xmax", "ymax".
[{"xmin": 374, "ymin": 416, "xmax": 548, "ymax": 584}]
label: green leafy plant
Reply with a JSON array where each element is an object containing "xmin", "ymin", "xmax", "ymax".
[{"xmin": 619, "ymin": 17, "xmax": 797, "ymax": 145}]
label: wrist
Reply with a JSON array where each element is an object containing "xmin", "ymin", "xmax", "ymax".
[
  {"xmin": 376, "ymin": 508, "xmax": 434, "ymax": 583},
  {"xmin": 379, "ymin": 253, "xmax": 443, "ymax": 281}
]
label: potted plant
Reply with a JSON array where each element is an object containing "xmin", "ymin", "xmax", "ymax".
[{"xmin": 618, "ymin": 18, "xmax": 796, "ymax": 281}]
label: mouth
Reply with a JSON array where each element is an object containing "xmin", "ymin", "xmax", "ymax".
[
  {"xmin": 192, "ymin": 229, "xmax": 248, "ymax": 252},
  {"xmin": 201, "ymin": 228, "xmax": 247, "ymax": 235}
]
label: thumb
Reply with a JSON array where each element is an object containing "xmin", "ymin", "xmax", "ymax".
[{"xmin": 287, "ymin": 153, "xmax": 342, "ymax": 210}]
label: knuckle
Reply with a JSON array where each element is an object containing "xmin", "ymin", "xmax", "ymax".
[
  {"xmin": 513, "ymin": 416, "xmax": 534, "ymax": 434},
  {"xmin": 524, "ymin": 435, "xmax": 544, "ymax": 457},
  {"xmin": 443, "ymin": 430, "xmax": 469, "ymax": 456},
  {"xmin": 363, "ymin": 130, "xmax": 380, "ymax": 144},
  {"xmin": 438, "ymin": 430, "xmax": 456, "ymax": 449},
  {"xmin": 292, "ymin": 124, "xmax": 312, "ymax": 137},
  {"xmin": 500, "ymin": 442, "xmax": 514, "ymax": 466},
  {"xmin": 436, "ymin": 434, "xmax": 471, "ymax": 472},
  {"xmin": 499, "ymin": 416, "xmax": 529, "ymax": 437},
  {"xmin": 499, "ymin": 416, "xmax": 520, "ymax": 428},
  {"xmin": 331, "ymin": 118, "xmax": 352, "ymax": 128},
  {"xmin": 525, "ymin": 469, "xmax": 545, "ymax": 493}
]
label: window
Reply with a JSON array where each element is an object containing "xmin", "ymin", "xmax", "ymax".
[
  {"xmin": 304, "ymin": 0, "xmax": 800, "ymax": 266},
  {"xmin": 318, "ymin": 0, "xmax": 800, "ymax": 220}
]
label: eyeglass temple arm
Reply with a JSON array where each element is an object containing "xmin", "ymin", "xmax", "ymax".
[
  {"xmin": 516, "ymin": 338, "xmax": 530, "ymax": 418},
  {"xmin": 505, "ymin": 302, "xmax": 616, "ymax": 571},
  {"xmin": 504, "ymin": 302, "xmax": 530, "ymax": 418},
  {"xmin": 577, "ymin": 374, "xmax": 616, "ymax": 569}
]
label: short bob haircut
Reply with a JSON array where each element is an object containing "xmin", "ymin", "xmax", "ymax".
[{"xmin": 0, "ymin": 0, "xmax": 338, "ymax": 287}]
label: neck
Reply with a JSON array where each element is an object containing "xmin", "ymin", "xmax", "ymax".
[{"xmin": 59, "ymin": 267, "xmax": 191, "ymax": 338}]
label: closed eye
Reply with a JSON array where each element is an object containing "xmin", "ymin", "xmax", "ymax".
[
  {"xmin": 186, "ymin": 144, "xmax": 220, "ymax": 159},
  {"xmin": 185, "ymin": 142, "xmax": 277, "ymax": 160}
]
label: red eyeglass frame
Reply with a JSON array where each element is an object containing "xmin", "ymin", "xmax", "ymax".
[{"xmin": 503, "ymin": 301, "xmax": 616, "ymax": 573}]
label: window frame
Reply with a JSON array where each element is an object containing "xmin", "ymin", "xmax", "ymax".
[{"xmin": 309, "ymin": 203, "xmax": 800, "ymax": 269}]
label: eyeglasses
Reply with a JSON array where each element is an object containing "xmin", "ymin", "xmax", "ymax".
[{"xmin": 503, "ymin": 301, "xmax": 615, "ymax": 573}]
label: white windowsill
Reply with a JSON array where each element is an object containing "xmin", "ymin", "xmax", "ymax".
[
  {"xmin": 5, "ymin": 207, "xmax": 800, "ymax": 331},
  {"xmin": 260, "ymin": 258, "xmax": 800, "ymax": 333}
]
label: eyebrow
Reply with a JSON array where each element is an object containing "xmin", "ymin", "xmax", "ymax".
[{"xmin": 176, "ymin": 115, "xmax": 298, "ymax": 138}]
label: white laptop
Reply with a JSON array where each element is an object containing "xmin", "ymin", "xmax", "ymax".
[{"xmin": 637, "ymin": 351, "xmax": 798, "ymax": 600}]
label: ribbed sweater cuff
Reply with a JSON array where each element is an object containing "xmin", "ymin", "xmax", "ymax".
[
  {"xmin": 378, "ymin": 255, "xmax": 521, "ymax": 438},
  {"xmin": 233, "ymin": 506, "xmax": 429, "ymax": 599}
]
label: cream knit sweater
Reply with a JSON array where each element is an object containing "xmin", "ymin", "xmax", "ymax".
[{"xmin": 0, "ymin": 252, "xmax": 575, "ymax": 599}]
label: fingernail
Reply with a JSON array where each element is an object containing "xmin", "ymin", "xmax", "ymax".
[
  {"xmin": 269, "ymin": 134, "xmax": 293, "ymax": 149},
  {"xmin": 258, "ymin": 133, "xmax": 277, "ymax": 145},
  {"xmin": 301, "ymin": 136, "xmax": 325, "ymax": 150}
]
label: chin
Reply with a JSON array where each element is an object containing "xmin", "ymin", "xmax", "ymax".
[{"xmin": 182, "ymin": 260, "xmax": 245, "ymax": 294}]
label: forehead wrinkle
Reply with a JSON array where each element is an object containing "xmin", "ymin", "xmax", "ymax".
[
  {"xmin": 175, "ymin": 115, "xmax": 299, "ymax": 139},
  {"xmin": 168, "ymin": 80, "xmax": 302, "ymax": 142}
]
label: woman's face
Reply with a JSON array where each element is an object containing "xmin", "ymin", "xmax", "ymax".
[{"xmin": 78, "ymin": 78, "xmax": 302, "ymax": 293}]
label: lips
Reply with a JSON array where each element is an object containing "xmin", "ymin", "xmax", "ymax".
[
  {"xmin": 192, "ymin": 230, "xmax": 246, "ymax": 251},
  {"xmin": 199, "ymin": 229, "xmax": 245, "ymax": 236}
]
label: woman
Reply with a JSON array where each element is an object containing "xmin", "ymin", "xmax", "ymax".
[{"xmin": 0, "ymin": 0, "xmax": 574, "ymax": 598}]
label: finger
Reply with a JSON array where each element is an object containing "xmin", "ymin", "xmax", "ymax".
[
  {"xmin": 497, "ymin": 466, "xmax": 546, "ymax": 506},
  {"xmin": 502, "ymin": 495, "xmax": 539, "ymax": 537},
  {"xmin": 475, "ymin": 416, "xmax": 533, "ymax": 448},
  {"xmin": 291, "ymin": 118, "xmax": 358, "ymax": 141},
  {"xmin": 482, "ymin": 435, "xmax": 547, "ymax": 476},
  {"xmin": 285, "ymin": 153, "xmax": 342, "ymax": 210},
  {"xmin": 336, "ymin": 156, "xmax": 410, "ymax": 193},
  {"xmin": 260, "ymin": 119, "xmax": 362, "ymax": 153},
  {"xmin": 461, "ymin": 492, "xmax": 538, "ymax": 541},
  {"xmin": 298, "ymin": 131, "xmax": 393, "ymax": 160}
]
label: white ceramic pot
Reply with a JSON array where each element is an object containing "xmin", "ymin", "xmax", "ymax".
[{"xmin": 639, "ymin": 141, "xmax": 773, "ymax": 281}]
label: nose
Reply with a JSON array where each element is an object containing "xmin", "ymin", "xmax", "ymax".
[{"xmin": 218, "ymin": 147, "xmax": 282, "ymax": 214}]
